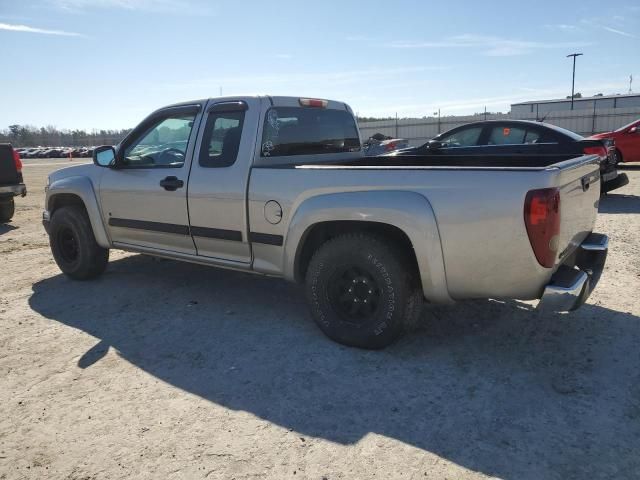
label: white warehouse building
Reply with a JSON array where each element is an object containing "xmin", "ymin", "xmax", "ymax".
[{"xmin": 511, "ymin": 93, "xmax": 640, "ymax": 117}]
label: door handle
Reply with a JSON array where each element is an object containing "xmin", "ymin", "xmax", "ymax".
[{"xmin": 159, "ymin": 176, "xmax": 184, "ymax": 191}]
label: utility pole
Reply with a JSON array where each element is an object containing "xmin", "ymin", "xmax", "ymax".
[
  {"xmin": 630, "ymin": 75, "xmax": 633, "ymax": 94},
  {"xmin": 566, "ymin": 53, "xmax": 583, "ymax": 110}
]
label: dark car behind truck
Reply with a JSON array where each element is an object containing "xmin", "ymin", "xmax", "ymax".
[
  {"xmin": 390, "ymin": 120, "xmax": 628, "ymax": 194},
  {"xmin": 0, "ymin": 144, "xmax": 27, "ymax": 223}
]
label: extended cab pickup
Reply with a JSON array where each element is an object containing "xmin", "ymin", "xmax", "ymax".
[
  {"xmin": 0, "ymin": 143, "xmax": 27, "ymax": 223},
  {"xmin": 43, "ymin": 96, "xmax": 609, "ymax": 349}
]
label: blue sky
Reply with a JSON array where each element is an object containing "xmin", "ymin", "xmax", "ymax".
[{"xmin": 0, "ymin": 0, "xmax": 638, "ymax": 130}]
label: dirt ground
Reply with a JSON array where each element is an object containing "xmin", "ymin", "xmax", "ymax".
[{"xmin": 1, "ymin": 159, "xmax": 639, "ymax": 480}]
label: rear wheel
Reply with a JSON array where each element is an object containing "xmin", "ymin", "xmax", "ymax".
[
  {"xmin": 0, "ymin": 198, "xmax": 15, "ymax": 223},
  {"xmin": 614, "ymin": 149, "xmax": 623, "ymax": 165},
  {"xmin": 49, "ymin": 205, "xmax": 109, "ymax": 279},
  {"xmin": 305, "ymin": 233, "xmax": 422, "ymax": 349}
]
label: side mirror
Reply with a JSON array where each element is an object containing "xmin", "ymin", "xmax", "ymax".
[
  {"xmin": 427, "ymin": 140, "xmax": 443, "ymax": 149},
  {"xmin": 629, "ymin": 126, "xmax": 638, "ymax": 134},
  {"xmin": 93, "ymin": 145, "xmax": 117, "ymax": 167}
]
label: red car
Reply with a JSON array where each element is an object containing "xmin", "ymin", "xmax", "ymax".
[{"xmin": 589, "ymin": 119, "xmax": 640, "ymax": 163}]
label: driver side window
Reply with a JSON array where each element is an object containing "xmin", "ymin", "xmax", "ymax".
[{"xmin": 122, "ymin": 114, "xmax": 196, "ymax": 168}]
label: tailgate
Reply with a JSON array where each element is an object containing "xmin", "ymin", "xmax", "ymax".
[
  {"xmin": 554, "ymin": 154, "xmax": 601, "ymax": 266},
  {"xmin": 0, "ymin": 144, "xmax": 19, "ymax": 186}
]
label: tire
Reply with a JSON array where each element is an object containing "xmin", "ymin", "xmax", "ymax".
[
  {"xmin": 614, "ymin": 149, "xmax": 623, "ymax": 165},
  {"xmin": 49, "ymin": 205, "xmax": 109, "ymax": 280},
  {"xmin": 0, "ymin": 198, "xmax": 15, "ymax": 223},
  {"xmin": 305, "ymin": 233, "xmax": 422, "ymax": 349}
]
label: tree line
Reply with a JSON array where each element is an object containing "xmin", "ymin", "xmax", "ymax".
[{"xmin": 0, "ymin": 124, "xmax": 132, "ymax": 147}]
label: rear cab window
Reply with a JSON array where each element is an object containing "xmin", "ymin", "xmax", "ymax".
[{"xmin": 260, "ymin": 107, "xmax": 360, "ymax": 157}]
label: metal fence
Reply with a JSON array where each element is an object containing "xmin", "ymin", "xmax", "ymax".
[{"xmin": 358, "ymin": 107, "xmax": 640, "ymax": 146}]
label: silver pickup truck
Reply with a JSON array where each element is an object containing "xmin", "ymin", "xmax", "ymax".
[{"xmin": 43, "ymin": 96, "xmax": 608, "ymax": 349}]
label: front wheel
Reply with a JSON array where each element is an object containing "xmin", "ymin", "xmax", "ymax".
[
  {"xmin": 305, "ymin": 233, "xmax": 422, "ymax": 349},
  {"xmin": 49, "ymin": 205, "xmax": 109, "ymax": 280},
  {"xmin": 0, "ymin": 198, "xmax": 15, "ymax": 223}
]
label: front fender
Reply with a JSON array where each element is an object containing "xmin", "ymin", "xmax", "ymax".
[
  {"xmin": 283, "ymin": 190, "xmax": 452, "ymax": 304},
  {"xmin": 46, "ymin": 176, "xmax": 110, "ymax": 248}
]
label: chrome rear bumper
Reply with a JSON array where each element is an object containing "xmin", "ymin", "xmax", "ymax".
[{"xmin": 537, "ymin": 233, "xmax": 608, "ymax": 313}]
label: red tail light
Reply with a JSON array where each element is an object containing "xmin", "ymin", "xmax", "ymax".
[
  {"xmin": 524, "ymin": 188, "xmax": 560, "ymax": 268},
  {"xmin": 583, "ymin": 145, "xmax": 607, "ymax": 160},
  {"xmin": 384, "ymin": 141, "xmax": 397, "ymax": 151},
  {"xmin": 12, "ymin": 148, "xmax": 22, "ymax": 172}
]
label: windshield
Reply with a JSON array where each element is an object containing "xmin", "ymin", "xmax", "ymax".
[{"xmin": 123, "ymin": 115, "xmax": 195, "ymax": 167}]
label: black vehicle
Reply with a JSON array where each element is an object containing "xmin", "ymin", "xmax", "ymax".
[
  {"xmin": 46, "ymin": 148, "xmax": 64, "ymax": 158},
  {"xmin": 391, "ymin": 120, "xmax": 628, "ymax": 193},
  {"xmin": 0, "ymin": 144, "xmax": 27, "ymax": 223}
]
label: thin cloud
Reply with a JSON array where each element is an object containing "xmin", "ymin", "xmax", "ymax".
[
  {"xmin": 383, "ymin": 34, "xmax": 591, "ymax": 56},
  {"xmin": 544, "ymin": 24, "xmax": 580, "ymax": 32},
  {"xmin": 0, "ymin": 22, "xmax": 83, "ymax": 37},
  {"xmin": 52, "ymin": 0, "xmax": 212, "ymax": 14},
  {"xmin": 580, "ymin": 17, "xmax": 638, "ymax": 38},
  {"xmin": 346, "ymin": 35, "xmax": 371, "ymax": 42},
  {"xmin": 274, "ymin": 53, "xmax": 293, "ymax": 60},
  {"xmin": 602, "ymin": 26, "xmax": 636, "ymax": 38},
  {"xmin": 159, "ymin": 66, "xmax": 450, "ymax": 92}
]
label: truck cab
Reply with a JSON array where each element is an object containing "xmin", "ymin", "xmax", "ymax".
[{"xmin": 82, "ymin": 96, "xmax": 361, "ymax": 267}]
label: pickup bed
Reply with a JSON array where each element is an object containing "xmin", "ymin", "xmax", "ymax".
[
  {"xmin": 43, "ymin": 96, "xmax": 608, "ymax": 349},
  {"xmin": 0, "ymin": 143, "xmax": 27, "ymax": 223}
]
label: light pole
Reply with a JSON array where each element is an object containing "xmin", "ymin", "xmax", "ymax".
[{"xmin": 566, "ymin": 53, "xmax": 583, "ymax": 110}]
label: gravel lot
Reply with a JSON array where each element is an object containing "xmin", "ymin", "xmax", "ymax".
[{"xmin": 1, "ymin": 160, "xmax": 639, "ymax": 480}]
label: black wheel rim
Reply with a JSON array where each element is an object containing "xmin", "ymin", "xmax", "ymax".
[
  {"xmin": 57, "ymin": 227, "xmax": 79, "ymax": 263},
  {"xmin": 328, "ymin": 265, "xmax": 381, "ymax": 324}
]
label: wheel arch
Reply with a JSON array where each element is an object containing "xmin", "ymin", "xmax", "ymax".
[
  {"xmin": 295, "ymin": 219, "xmax": 419, "ymax": 281},
  {"xmin": 46, "ymin": 176, "xmax": 110, "ymax": 248},
  {"xmin": 283, "ymin": 190, "xmax": 452, "ymax": 303}
]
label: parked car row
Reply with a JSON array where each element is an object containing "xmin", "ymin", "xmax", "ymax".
[{"xmin": 14, "ymin": 146, "xmax": 96, "ymax": 159}]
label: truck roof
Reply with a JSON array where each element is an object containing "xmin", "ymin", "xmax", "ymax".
[{"xmin": 158, "ymin": 96, "xmax": 352, "ymax": 112}]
